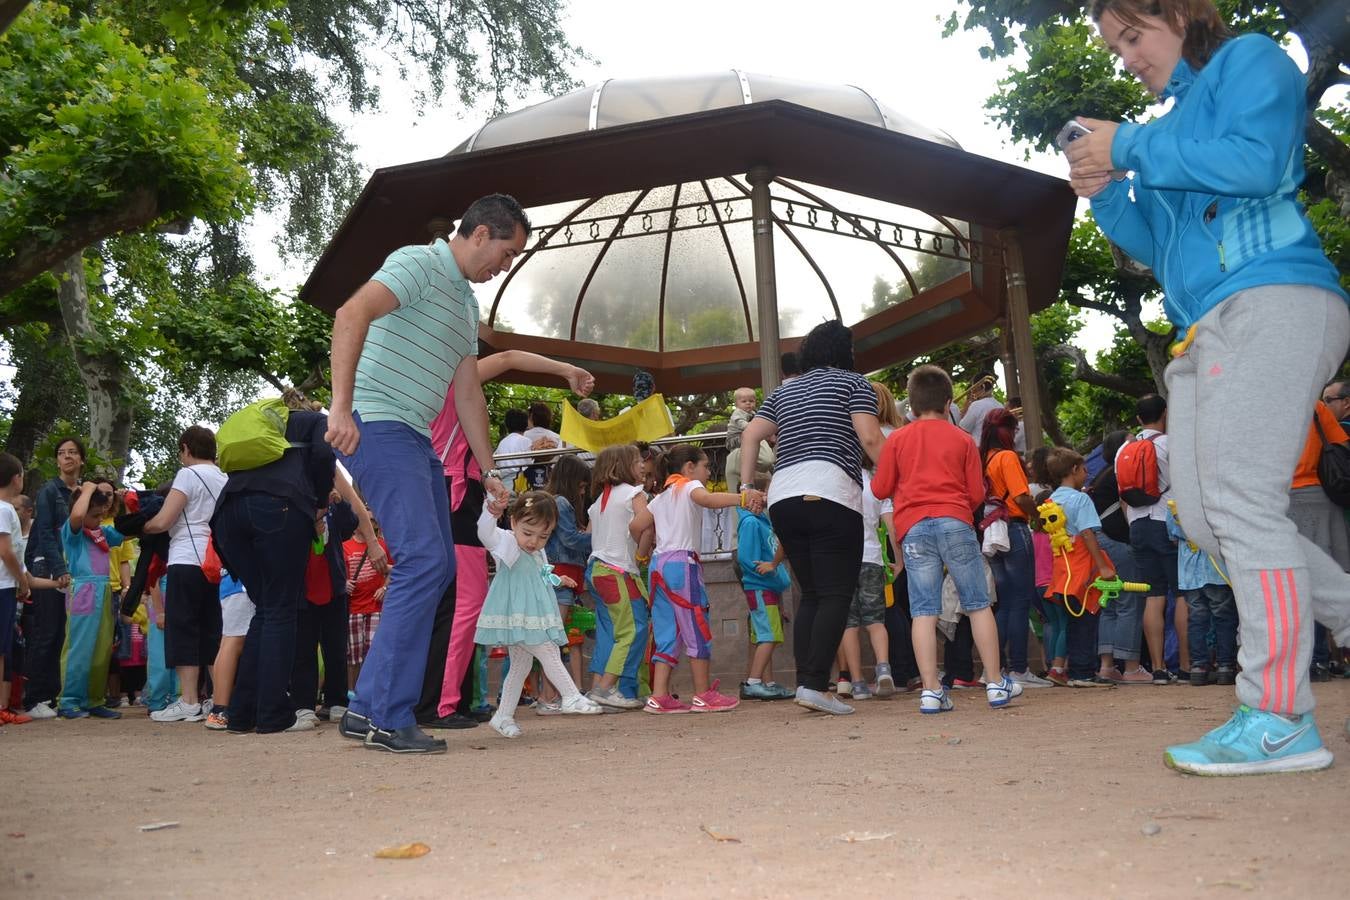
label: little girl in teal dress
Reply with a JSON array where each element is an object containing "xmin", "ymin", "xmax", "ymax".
[{"xmin": 475, "ymin": 491, "xmax": 602, "ymax": 738}]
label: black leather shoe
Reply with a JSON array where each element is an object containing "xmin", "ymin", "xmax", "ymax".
[
  {"xmin": 363, "ymin": 725, "xmax": 448, "ymax": 754},
  {"xmin": 339, "ymin": 710, "xmax": 372, "ymax": 741},
  {"xmin": 418, "ymin": 712, "xmax": 478, "ymax": 730},
  {"xmin": 467, "ymin": 708, "xmax": 493, "ymax": 723}
]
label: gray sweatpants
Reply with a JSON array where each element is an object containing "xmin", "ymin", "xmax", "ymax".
[{"xmin": 1166, "ymin": 285, "xmax": 1350, "ymax": 717}]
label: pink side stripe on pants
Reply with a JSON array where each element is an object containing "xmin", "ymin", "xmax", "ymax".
[
  {"xmin": 1259, "ymin": 568, "xmax": 1302, "ymax": 716},
  {"xmin": 436, "ymin": 544, "xmax": 488, "ymax": 717}
]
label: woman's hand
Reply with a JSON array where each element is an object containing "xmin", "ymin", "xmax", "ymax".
[
  {"xmin": 1066, "ymin": 117, "xmax": 1120, "ymax": 179},
  {"xmin": 558, "ymin": 575, "xmax": 577, "ymax": 589},
  {"xmin": 1070, "ymin": 172, "xmax": 1112, "ymax": 199}
]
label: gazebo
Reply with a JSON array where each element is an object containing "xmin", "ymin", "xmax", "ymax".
[{"xmin": 301, "ymin": 71, "xmax": 1076, "ymax": 447}]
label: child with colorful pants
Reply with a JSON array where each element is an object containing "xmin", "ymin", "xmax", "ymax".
[
  {"xmin": 736, "ymin": 470, "xmax": 793, "ymax": 701},
  {"xmin": 584, "ymin": 444, "xmax": 649, "ymax": 710},
  {"xmin": 638, "ymin": 444, "xmax": 743, "ymax": 714},
  {"xmin": 58, "ymin": 481, "xmax": 125, "ymax": 719}
]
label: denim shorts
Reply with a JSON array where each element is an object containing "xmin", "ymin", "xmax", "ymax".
[{"xmin": 902, "ymin": 517, "xmax": 991, "ymax": 618}]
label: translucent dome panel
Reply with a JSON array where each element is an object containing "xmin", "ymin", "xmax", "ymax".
[
  {"xmin": 573, "ymin": 233, "xmax": 666, "ymax": 350},
  {"xmin": 596, "ymin": 74, "xmax": 745, "ymax": 131},
  {"xmin": 662, "ymin": 211, "xmax": 754, "ymax": 351},
  {"xmin": 462, "ymin": 86, "xmax": 595, "ymax": 151},
  {"xmin": 746, "ymin": 74, "xmax": 884, "ymax": 128}
]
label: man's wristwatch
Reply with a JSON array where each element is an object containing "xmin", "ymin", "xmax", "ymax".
[
  {"xmin": 739, "ymin": 483, "xmax": 755, "ymax": 492},
  {"xmin": 486, "ymin": 469, "xmax": 503, "ymax": 481}
]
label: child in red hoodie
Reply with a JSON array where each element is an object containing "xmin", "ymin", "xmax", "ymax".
[{"xmin": 871, "ymin": 365, "xmax": 1022, "ymax": 715}]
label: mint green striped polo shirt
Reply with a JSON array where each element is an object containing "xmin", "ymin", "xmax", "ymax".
[{"xmin": 353, "ymin": 240, "xmax": 479, "ymax": 436}]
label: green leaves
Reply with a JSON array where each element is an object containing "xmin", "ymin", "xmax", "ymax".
[{"xmin": 0, "ymin": 2, "xmax": 252, "ymax": 285}]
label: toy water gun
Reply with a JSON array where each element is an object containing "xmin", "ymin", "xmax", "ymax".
[
  {"xmin": 565, "ymin": 605, "xmax": 596, "ymax": 647},
  {"xmin": 877, "ymin": 522, "xmax": 897, "ymax": 608},
  {"xmin": 1091, "ymin": 575, "xmax": 1150, "ymax": 608}
]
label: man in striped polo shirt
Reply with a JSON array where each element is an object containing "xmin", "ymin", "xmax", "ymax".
[{"xmin": 325, "ymin": 194, "xmax": 524, "ymax": 754}]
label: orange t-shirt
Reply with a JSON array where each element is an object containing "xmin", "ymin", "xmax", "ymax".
[
  {"xmin": 985, "ymin": 449, "xmax": 1031, "ymax": 520},
  {"xmin": 1291, "ymin": 401, "xmax": 1349, "ymax": 489}
]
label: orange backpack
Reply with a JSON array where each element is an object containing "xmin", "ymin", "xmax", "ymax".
[{"xmin": 1115, "ymin": 433, "xmax": 1162, "ymax": 507}]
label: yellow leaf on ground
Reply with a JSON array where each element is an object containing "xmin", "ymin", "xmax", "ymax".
[{"xmin": 374, "ymin": 842, "xmax": 431, "ymax": 859}]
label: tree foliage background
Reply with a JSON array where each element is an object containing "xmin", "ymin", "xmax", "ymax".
[{"xmin": 0, "ymin": 0, "xmax": 588, "ymax": 483}]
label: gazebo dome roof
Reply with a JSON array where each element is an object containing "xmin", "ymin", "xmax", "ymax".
[{"xmin": 451, "ymin": 70, "xmax": 960, "ymax": 155}]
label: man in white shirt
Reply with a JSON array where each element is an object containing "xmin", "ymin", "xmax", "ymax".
[
  {"xmin": 1116, "ymin": 394, "xmax": 1180, "ymax": 684},
  {"xmin": 493, "ymin": 409, "xmax": 532, "ymax": 484}
]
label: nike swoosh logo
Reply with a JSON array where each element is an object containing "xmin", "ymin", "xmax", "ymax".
[{"xmin": 1261, "ymin": 724, "xmax": 1311, "ymax": 755}]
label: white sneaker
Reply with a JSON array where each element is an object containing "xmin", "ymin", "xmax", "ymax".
[
  {"xmin": 326, "ymin": 705, "xmax": 348, "ymax": 722},
  {"xmin": 560, "ymin": 694, "xmax": 604, "ymax": 715},
  {"xmin": 587, "ymin": 687, "xmax": 643, "ymax": 710},
  {"xmin": 26, "ymin": 701, "xmax": 57, "ymax": 720},
  {"xmin": 150, "ymin": 699, "xmax": 204, "ymax": 722},
  {"xmin": 534, "ymin": 700, "xmax": 563, "ymax": 716},
  {"xmin": 919, "ymin": 688, "xmax": 954, "ymax": 714},
  {"xmin": 835, "ymin": 679, "xmax": 853, "ymax": 698},
  {"xmin": 285, "ymin": 713, "xmax": 317, "ymax": 732},
  {"xmin": 201, "ymin": 698, "xmax": 213, "ymax": 715},
  {"xmin": 489, "ymin": 713, "xmax": 522, "ymax": 738},
  {"xmin": 986, "ymin": 675, "xmax": 1024, "ymax": 708},
  {"xmin": 1009, "ymin": 670, "xmax": 1054, "ymax": 688}
]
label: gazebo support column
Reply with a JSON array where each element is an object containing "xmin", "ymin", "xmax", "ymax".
[
  {"xmin": 748, "ymin": 166, "xmax": 782, "ymax": 391},
  {"xmin": 999, "ymin": 227, "xmax": 1043, "ymax": 451}
]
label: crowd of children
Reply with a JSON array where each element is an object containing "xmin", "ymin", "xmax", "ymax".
[{"xmin": 3, "ymin": 365, "xmax": 1347, "ymax": 774}]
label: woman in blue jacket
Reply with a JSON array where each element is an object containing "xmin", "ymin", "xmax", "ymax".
[{"xmin": 1069, "ymin": 0, "xmax": 1349, "ymax": 776}]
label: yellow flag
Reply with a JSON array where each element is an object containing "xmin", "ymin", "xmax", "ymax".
[{"xmin": 560, "ymin": 394, "xmax": 675, "ymax": 453}]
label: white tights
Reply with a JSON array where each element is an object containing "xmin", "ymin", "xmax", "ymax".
[{"xmin": 498, "ymin": 643, "xmax": 581, "ymax": 721}]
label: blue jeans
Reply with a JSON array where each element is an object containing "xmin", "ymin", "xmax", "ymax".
[
  {"xmin": 214, "ymin": 492, "xmax": 312, "ymax": 732},
  {"xmin": 990, "ymin": 521, "xmax": 1036, "ymax": 672},
  {"xmin": 1185, "ymin": 582, "xmax": 1238, "ymax": 668},
  {"xmin": 1096, "ymin": 531, "xmax": 1143, "ymax": 661},
  {"xmin": 902, "ymin": 517, "xmax": 990, "ymax": 618},
  {"xmin": 340, "ymin": 414, "xmax": 455, "ymax": 730}
]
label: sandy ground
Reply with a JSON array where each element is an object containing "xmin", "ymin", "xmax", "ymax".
[{"xmin": 2, "ymin": 681, "xmax": 1347, "ymax": 899}]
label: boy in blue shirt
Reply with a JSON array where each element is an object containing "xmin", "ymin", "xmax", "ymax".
[
  {"xmin": 59, "ymin": 480, "xmax": 125, "ymax": 719},
  {"xmin": 1044, "ymin": 449, "xmax": 1118, "ymax": 689},
  {"xmin": 1167, "ymin": 503, "xmax": 1236, "ymax": 686},
  {"xmin": 737, "ymin": 473, "xmax": 792, "ymax": 701}
]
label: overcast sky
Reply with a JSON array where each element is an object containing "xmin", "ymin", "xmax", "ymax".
[{"xmin": 251, "ymin": 1, "xmax": 1179, "ymax": 367}]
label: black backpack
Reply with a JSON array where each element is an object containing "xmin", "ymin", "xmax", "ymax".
[
  {"xmin": 1314, "ymin": 414, "xmax": 1350, "ymax": 507},
  {"xmin": 1086, "ymin": 464, "xmax": 1130, "ymax": 544}
]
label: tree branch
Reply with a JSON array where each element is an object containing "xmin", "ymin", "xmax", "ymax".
[
  {"xmin": 0, "ymin": 0, "xmax": 30, "ymax": 34},
  {"xmin": 1, "ymin": 187, "xmax": 158, "ymax": 298},
  {"xmin": 1042, "ymin": 343, "xmax": 1154, "ymax": 397}
]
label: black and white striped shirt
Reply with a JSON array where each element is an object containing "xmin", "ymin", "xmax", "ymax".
[{"xmin": 756, "ymin": 368, "xmax": 878, "ymax": 485}]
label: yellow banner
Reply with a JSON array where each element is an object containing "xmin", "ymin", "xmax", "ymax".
[{"xmin": 560, "ymin": 394, "xmax": 675, "ymax": 453}]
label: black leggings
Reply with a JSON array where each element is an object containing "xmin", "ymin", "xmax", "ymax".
[{"xmin": 770, "ymin": 496, "xmax": 863, "ymax": 691}]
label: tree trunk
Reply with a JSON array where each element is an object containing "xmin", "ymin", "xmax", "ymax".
[
  {"xmin": 3, "ymin": 325, "xmax": 79, "ymax": 467},
  {"xmin": 53, "ymin": 253, "xmax": 134, "ymax": 474}
]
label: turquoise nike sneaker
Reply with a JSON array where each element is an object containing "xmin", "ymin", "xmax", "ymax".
[{"xmin": 1165, "ymin": 705, "xmax": 1334, "ymax": 776}]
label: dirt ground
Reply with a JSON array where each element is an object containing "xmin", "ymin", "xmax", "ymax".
[{"xmin": 3, "ymin": 681, "xmax": 1347, "ymax": 899}]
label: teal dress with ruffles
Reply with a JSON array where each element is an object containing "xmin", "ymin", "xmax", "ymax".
[{"xmin": 473, "ymin": 508, "xmax": 568, "ymax": 647}]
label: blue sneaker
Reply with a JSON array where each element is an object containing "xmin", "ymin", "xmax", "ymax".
[
  {"xmin": 739, "ymin": 681, "xmax": 778, "ymax": 701},
  {"xmin": 87, "ymin": 705, "xmax": 122, "ymax": 719},
  {"xmin": 57, "ymin": 706, "xmax": 89, "ymax": 719},
  {"xmin": 1165, "ymin": 706, "xmax": 1334, "ymax": 776},
  {"xmin": 765, "ymin": 682, "xmax": 795, "ymax": 700},
  {"xmin": 919, "ymin": 688, "xmax": 953, "ymax": 714}
]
